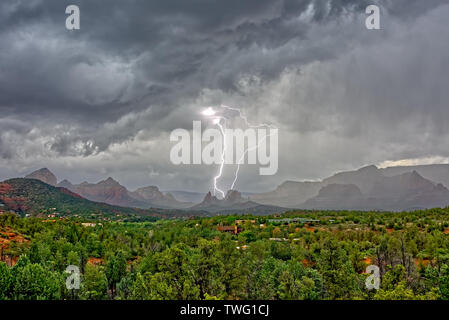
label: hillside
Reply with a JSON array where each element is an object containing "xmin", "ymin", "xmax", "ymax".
[
  {"xmin": 0, "ymin": 178, "xmax": 141, "ymax": 216},
  {"xmin": 22, "ymin": 168, "xmax": 191, "ymax": 209},
  {"xmin": 0, "ymin": 178, "xmax": 202, "ymax": 219}
]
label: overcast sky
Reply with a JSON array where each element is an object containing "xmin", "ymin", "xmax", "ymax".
[{"xmin": 0, "ymin": 0, "xmax": 448, "ymax": 193}]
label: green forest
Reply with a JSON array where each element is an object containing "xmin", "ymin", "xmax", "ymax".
[{"xmin": 1, "ymin": 208, "xmax": 449, "ymax": 300}]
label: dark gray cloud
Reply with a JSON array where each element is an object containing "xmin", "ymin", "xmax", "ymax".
[{"xmin": 0, "ymin": 0, "xmax": 448, "ymax": 192}]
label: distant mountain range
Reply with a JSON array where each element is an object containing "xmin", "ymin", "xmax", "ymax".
[
  {"xmin": 3, "ymin": 164, "xmax": 449, "ymax": 215},
  {"xmin": 251, "ymin": 164, "xmax": 449, "ymax": 211},
  {"xmin": 191, "ymin": 190, "xmax": 287, "ymax": 215},
  {"xmin": 0, "ymin": 178, "xmax": 202, "ymax": 219},
  {"xmin": 162, "ymin": 190, "xmax": 254, "ymax": 204},
  {"xmin": 26, "ymin": 168, "xmax": 193, "ymax": 210}
]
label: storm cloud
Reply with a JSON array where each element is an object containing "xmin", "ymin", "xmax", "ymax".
[{"xmin": 0, "ymin": 0, "xmax": 448, "ymax": 193}]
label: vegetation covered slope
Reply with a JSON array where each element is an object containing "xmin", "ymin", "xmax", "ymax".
[
  {"xmin": 0, "ymin": 178, "xmax": 199, "ymax": 219},
  {"xmin": 2, "ymin": 208, "xmax": 449, "ymax": 300},
  {"xmin": 0, "ymin": 178, "xmax": 146, "ymax": 216}
]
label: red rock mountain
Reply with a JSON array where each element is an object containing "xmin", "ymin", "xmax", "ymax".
[
  {"xmin": 24, "ymin": 168, "xmax": 57, "ymax": 186},
  {"xmin": 191, "ymin": 190, "xmax": 260, "ymax": 212},
  {"xmin": 128, "ymin": 186, "xmax": 190, "ymax": 208},
  {"xmin": 21, "ymin": 168, "xmax": 190, "ymax": 209},
  {"xmin": 57, "ymin": 176, "xmax": 190, "ymax": 209},
  {"xmin": 131, "ymin": 186, "xmax": 167, "ymax": 202},
  {"xmin": 69, "ymin": 177, "xmax": 143, "ymax": 207}
]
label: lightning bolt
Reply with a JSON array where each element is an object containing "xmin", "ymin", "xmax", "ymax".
[
  {"xmin": 213, "ymin": 117, "xmax": 227, "ymax": 199},
  {"xmin": 202, "ymin": 105, "xmax": 277, "ymax": 198},
  {"xmin": 219, "ymin": 105, "xmax": 277, "ymax": 191}
]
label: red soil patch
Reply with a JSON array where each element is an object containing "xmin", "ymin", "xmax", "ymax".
[
  {"xmin": 0, "ymin": 227, "xmax": 28, "ymax": 267},
  {"xmin": 0, "ymin": 183, "xmax": 13, "ymax": 194},
  {"xmin": 0, "ymin": 227, "xmax": 28, "ymax": 248},
  {"xmin": 415, "ymin": 258, "xmax": 431, "ymax": 267},
  {"xmin": 306, "ymin": 227, "xmax": 315, "ymax": 232},
  {"xmin": 386, "ymin": 228, "xmax": 394, "ymax": 233},
  {"xmin": 87, "ymin": 257, "xmax": 104, "ymax": 266},
  {"xmin": 444, "ymin": 229, "xmax": 449, "ymax": 235},
  {"xmin": 363, "ymin": 257, "xmax": 372, "ymax": 265},
  {"xmin": 0, "ymin": 237, "xmax": 10, "ymax": 248},
  {"xmin": 0, "ymin": 196, "xmax": 29, "ymax": 212},
  {"xmin": 301, "ymin": 259, "xmax": 312, "ymax": 267}
]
